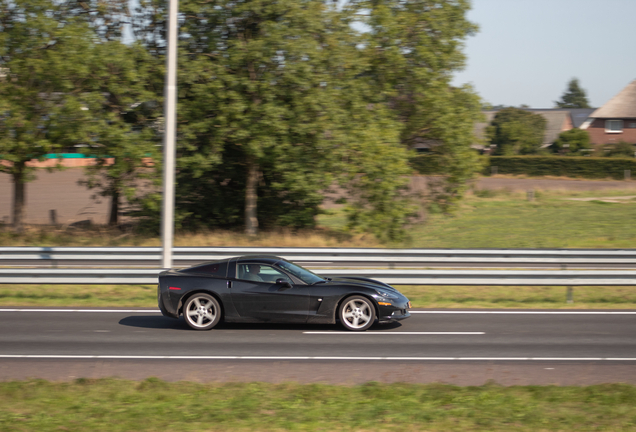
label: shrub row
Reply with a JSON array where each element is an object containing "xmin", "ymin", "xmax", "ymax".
[{"xmin": 411, "ymin": 155, "xmax": 636, "ymax": 180}]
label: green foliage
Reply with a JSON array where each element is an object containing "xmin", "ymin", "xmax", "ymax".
[
  {"xmin": 486, "ymin": 156, "xmax": 636, "ymax": 179},
  {"xmin": 364, "ymin": 0, "xmax": 482, "ymax": 213},
  {"xmin": 551, "ymin": 128, "xmax": 592, "ymax": 155},
  {"xmin": 165, "ymin": 0, "xmax": 365, "ymax": 232},
  {"xmin": 413, "ymin": 154, "xmax": 636, "ymax": 179},
  {"xmin": 134, "ymin": 0, "xmax": 435, "ymax": 240},
  {"xmin": 410, "ymin": 154, "xmax": 444, "ymax": 174},
  {"xmin": 77, "ymin": 42, "xmax": 162, "ymax": 225},
  {"xmin": 487, "ymin": 108, "xmax": 547, "ymax": 155},
  {"xmin": 2, "ymin": 0, "xmax": 482, "ymax": 240},
  {"xmin": 0, "ymin": 0, "xmax": 94, "ymax": 228},
  {"xmin": 555, "ymin": 78, "xmax": 591, "ymax": 108},
  {"xmin": 605, "ymin": 141, "xmax": 635, "ymax": 158}
]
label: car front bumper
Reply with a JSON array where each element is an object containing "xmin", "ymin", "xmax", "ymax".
[{"xmin": 378, "ymin": 309, "xmax": 411, "ymax": 323}]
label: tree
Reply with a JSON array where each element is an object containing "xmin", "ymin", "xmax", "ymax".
[
  {"xmin": 0, "ymin": 0, "xmax": 92, "ymax": 231},
  {"xmin": 363, "ymin": 0, "xmax": 483, "ymax": 213},
  {"xmin": 487, "ymin": 108, "xmax": 547, "ymax": 155},
  {"xmin": 551, "ymin": 128, "xmax": 591, "ymax": 155},
  {"xmin": 133, "ymin": 0, "xmax": 416, "ymax": 240},
  {"xmin": 555, "ymin": 78, "xmax": 591, "ymax": 109},
  {"xmin": 77, "ymin": 42, "xmax": 162, "ymax": 225}
]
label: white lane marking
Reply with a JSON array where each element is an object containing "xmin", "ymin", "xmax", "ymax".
[
  {"xmin": 0, "ymin": 355, "xmax": 635, "ymax": 361},
  {"xmin": 303, "ymin": 332, "xmax": 485, "ymax": 335},
  {"xmin": 0, "ymin": 309, "xmax": 160, "ymax": 313},
  {"xmin": 410, "ymin": 311, "xmax": 636, "ymax": 314}
]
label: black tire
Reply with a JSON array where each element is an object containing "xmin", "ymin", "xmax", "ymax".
[
  {"xmin": 338, "ymin": 295, "xmax": 376, "ymax": 331},
  {"xmin": 183, "ymin": 293, "xmax": 222, "ymax": 330}
]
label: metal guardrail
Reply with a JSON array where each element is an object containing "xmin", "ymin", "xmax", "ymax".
[
  {"xmin": 2, "ymin": 247, "xmax": 636, "ymax": 268},
  {"xmin": 1, "ymin": 268, "xmax": 635, "ymax": 286}
]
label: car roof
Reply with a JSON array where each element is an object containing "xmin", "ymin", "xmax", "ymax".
[{"xmin": 237, "ymin": 255, "xmax": 284, "ymax": 265}]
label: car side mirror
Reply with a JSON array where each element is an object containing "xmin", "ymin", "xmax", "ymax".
[{"xmin": 276, "ymin": 278, "xmax": 292, "ymax": 288}]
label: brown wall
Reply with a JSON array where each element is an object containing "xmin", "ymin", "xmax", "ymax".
[{"xmin": 587, "ymin": 118, "xmax": 636, "ymax": 145}]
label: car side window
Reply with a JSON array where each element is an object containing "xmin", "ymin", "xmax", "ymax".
[{"xmin": 237, "ymin": 264, "xmax": 292, "ymax": 284}]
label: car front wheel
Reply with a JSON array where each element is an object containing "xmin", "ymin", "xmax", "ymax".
[
  {"xmin": 183, "ymin": 293, "xmax": 222, "ymax": 330},
  {"xmin": 339, "ymin": 296, "xmax": 376, "ymax": 331}
]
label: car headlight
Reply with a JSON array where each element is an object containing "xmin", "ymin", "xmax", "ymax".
[{"xmin": 376, "ymin": 291, "xmax": 399, "ymax": 300}]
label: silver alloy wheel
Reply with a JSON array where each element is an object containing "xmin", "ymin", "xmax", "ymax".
[
  {"xmin": 184, "ymin": 294, "xmax": 220, "ymax": 330},
  {"xmin": 341, "ymin": 297, "xmax": 373, "ymax": 330}
]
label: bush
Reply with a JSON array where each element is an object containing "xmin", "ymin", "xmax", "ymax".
[
  {"xmin": 551, "ymin": 129, "xmax": 592, "ymax": 155},
  {"xmin": 411, "ymin": 155, "xmax": 636, "ymax": 180},
  {"xmin": 487, "ymin": 108, "xmax": 547, "ymax": 155},
  {"xmin": 485, "ymin": 156, "xmax": 636, "ymax": 179},
  {"xmin": 605, "ymin": 141, "xmax": 636, "ymax": 158}
]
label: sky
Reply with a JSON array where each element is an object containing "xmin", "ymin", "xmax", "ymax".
[{"xmin": 451, "ymin": 0, "xmax": 636, "ymax": 109}]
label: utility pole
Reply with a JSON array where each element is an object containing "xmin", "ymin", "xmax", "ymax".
[{"xmin": 161, "ymin": 0, "xmax": 178, "ymax": 269}]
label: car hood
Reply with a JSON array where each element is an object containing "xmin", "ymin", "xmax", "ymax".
[{"xmin": 328, "ymin": 277, "xmax": 403, "ymax": 296}]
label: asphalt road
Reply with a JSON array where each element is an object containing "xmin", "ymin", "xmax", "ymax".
[{"xmin": 1, "ymin": 309, "xmax": 635, "ymax": 385}]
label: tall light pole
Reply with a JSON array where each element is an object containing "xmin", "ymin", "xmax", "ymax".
[{"xmin": 161, "ymin": 0, "xmax": 178, "ymax": 269}]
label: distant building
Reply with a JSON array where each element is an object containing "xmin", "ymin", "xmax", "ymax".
[{"xmin": 582, "ymin": 79, "xmax": 636, "ymax": 146}]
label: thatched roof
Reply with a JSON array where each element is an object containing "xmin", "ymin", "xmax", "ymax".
[{"xmin": 591, "ymin": 80, "xmax": 636, "ymax": 118}]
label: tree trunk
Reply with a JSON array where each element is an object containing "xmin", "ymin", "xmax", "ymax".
[
  {"xmin": 245, "ymin": 156, "xmax": 259, "ymax": 236},
  {"xmin": 109, "ymin": 187, "xmax": 119, "ymax": 226},
  {"xmin": 11, "ymin": 166, "xmax": 26, "ymax": 233}
]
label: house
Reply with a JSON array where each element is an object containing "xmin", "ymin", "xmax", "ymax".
[{"xmin": 582, "ymin": 79, "xmax": 636, "ymax": 146}]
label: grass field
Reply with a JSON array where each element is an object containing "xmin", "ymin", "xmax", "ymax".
[
  {"xmin": 2, "ymin": 284, "xmax": 635, "ymax": 309},
  {"xmin": 402, "ymin": 188, "xmax": 636, "ymax": 249},
  {"xmin": 1, "ymin": 379, "xmax": 636, "ymax": 431}
]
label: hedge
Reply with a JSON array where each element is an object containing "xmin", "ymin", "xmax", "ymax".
[{"xmin": 411, "ymin": 155, "xmax": 636, "ymax": 180}]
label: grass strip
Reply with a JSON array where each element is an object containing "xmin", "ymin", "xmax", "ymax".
[
  {"xmin": 1, "ymin": 285, "xmax": 635, "ymax": 309},
  {"xmin": 1, "ymin": 379, "xmax": 636, "ymax": 431}
]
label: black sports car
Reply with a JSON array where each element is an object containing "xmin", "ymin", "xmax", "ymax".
[{"xmin": 158, "ymin": 255, "xmax": 411, "ymax": 331}]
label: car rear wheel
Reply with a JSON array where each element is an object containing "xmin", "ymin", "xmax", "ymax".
[
  {"xmin": 339, "ymin": 296, "xmax": 375, "ymax": 331},
  {"xmin": 183, "ymin": 293, "xmax": 221, "ymax": 330}
]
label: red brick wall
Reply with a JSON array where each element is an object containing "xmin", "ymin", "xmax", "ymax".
[{"xmin": 587, "ymin": 118, "xmax": 636, "ymax": 145}]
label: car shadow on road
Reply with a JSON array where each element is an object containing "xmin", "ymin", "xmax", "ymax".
[
  {"xmin": 118, "ymin": 315, "xmax": 190, "ymax": 330},
  {"xmin": 118, "ymin": 316, "xmax": 403, "ymax": 332}
]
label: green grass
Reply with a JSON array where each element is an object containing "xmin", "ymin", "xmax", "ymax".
[
  {"xmin": 1, "ymin": 284, "xmax": 635, "ymax": 309},
  {"xmin": 1, "ymin": 379, "xmax": 636, "ymax": 431},
  {"xmin": 0, "ymin": 285, "xmax": 157, "ymax": 308},
  {"xmin": 319, "ymin": 188, "xmax": 636, "ymax": 248},
  {"xmin": 399, "ymin": 285, "xmax": 636, "ymax": 309},
  {"xmin": 410, "ymin": 189, "xmax": 636, "ymax": 248}
]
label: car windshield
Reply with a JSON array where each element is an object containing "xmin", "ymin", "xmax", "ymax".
[{"xmin": 275, "ymin": 259, "xmax": 325, "ymax": 285}]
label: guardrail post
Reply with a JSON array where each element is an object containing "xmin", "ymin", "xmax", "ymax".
[
  {"xmin": 625, "ymin": 170, "xmax": 631, "ymax": 181},
  {"xmin": 527, "ymin": 190, "xmax": 534, "ymax": 201},
  {"xmin": 566, "ymin": 286, "xmax": 573, "ymax": 304},
  {"xmin": 491, "ymin": 166, "xmax": 498, "ymax": 175}
]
